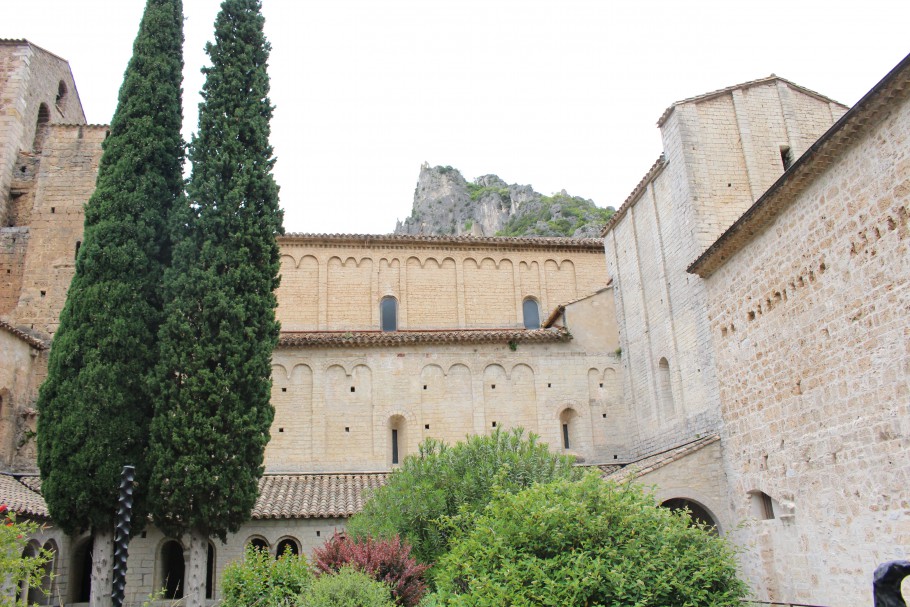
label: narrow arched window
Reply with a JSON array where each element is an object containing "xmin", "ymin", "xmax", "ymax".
[
  {"xmin": 160, "ymin": 540, "xmax": 185, "ymax": 600},
  {"xmin": 657, "ymin": 357, "xmax": 674, "ymax": 417},
  {"xmin": 205, "ymin": 543, "xmax": 215, "ymax": 600},
  {"xmin": 380, "ymin": 296, "xmax": 398, "ymax": 332},
  {"xmin": 55, "ymin": 81, "xmax": 67, "ymax": 107},
  {"xmin": 389, "ymin": 415, "xmax": 406, "ymax": 465},
  {"xmin": 523, "ymin": 298, "xmax": 540, "ymax": 329},
  {"xmin": 33, "ymin": 103, "xmax": 50, "ymax": 152}
]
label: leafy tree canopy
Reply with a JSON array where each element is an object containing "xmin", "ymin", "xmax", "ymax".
[
  {"xmin": 345, "ymin": 428, "xmax": 582, "ymax": 569},
  {"xmin": 433, "ymin": 474, "xmax": 748, "ymax": 607}
]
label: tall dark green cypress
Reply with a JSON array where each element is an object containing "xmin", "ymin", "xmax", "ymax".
[
  {"xmin": 149, "ymin": 0, "xmax": 283, "ymax": 541},
  {"xmin": 36, "ymin": 0, "xmax": 184, "ymax": 536}
]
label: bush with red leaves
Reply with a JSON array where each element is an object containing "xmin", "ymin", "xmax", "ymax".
[{"xmin": 312, "ymin": 532, "xmax": 428, "ymax": 607}]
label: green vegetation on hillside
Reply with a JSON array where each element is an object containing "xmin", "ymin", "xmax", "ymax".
[{"xmin": 497, "ymin": 192, "xmax": 614, "ymax": 237}]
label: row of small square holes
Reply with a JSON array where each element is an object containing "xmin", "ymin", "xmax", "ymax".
[{"xmin": 282, "ymin": 383, "xmax": 607, "ymax": 393}]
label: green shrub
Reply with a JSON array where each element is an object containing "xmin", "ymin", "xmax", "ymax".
[
  {"xmin": 303, "ymin": 567, "xmax": 395, "ymax": 607},
  {"xmin": 434, "ymin": 474, "xmax": 748, "ymax": 606},
  {"xmin": 221, "ymin": 544, "xmax": 311, "ymax": 607},
  {"xmin": 345, "ymin": 428, "xmax": 581, "ymax": 570}
]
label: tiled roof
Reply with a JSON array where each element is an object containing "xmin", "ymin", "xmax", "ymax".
[
  {"xmin": 603, "ymin": 435, "xmax": 720, "ymax": 483},
  {"xmin": 601, "ymin": 155, "xmax": 667, "ymax": 237},
  {"xmin": 689, "ymin": 52, "xmax": 910, "ymax": 278},
  {"xmin": 253, "ymin": 474, "xmax": 388, "ymax": 519},
  {"xmin": 0, "ymin": 319, "xmax": 49, "ymax": 350},
  {"xmin": 657, "ymin": 75, "xmax": 846, "ymax": 127},
  {"xmin": 278, "ymin": 233, "xmax": 604, "ymax": 251},
  {"xmin": 0, "ymin": 475, "xmax": 49, "ymax": 518},
  {"xmin": 5, "ymin": 473, "xmax": 389, "ymax": 521},
  {"xmin": 278, "ymin": 327, "xmax": 570, "ymax": 348}
]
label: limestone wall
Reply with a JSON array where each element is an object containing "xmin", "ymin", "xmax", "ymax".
[
  {"xmin": 277, "ymin": 236, "xmax": 607, "ymax": 331},
  {"xmin": 0, "ymin": 330, "xmax": 46, "ymax": 469},
  {"xmin": 0, "ymin": 41, "xmax": 85, "ymax": 227},
  {"xmin": 604, "ymin": 79, "xmax": 845, "ymax": 460},
  {"xmin": 9, "ymin": 124, "xmax": 105, "ymax": 335},
  {"xmin": 269, "ymin": 337, "xmax": 624, "ymax": 472},
  {"xmin": 704, "ymin": 80, "xmax": 910, "ymax": 606}
]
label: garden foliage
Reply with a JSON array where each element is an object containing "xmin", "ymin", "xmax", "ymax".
[
  {"xmin": 0, "ymin": 506, "xmax": 55, "ymax": 607},
  {"xmin": 313, "ymin": 532, "xmax": 428, "ymax": 607},
  {"xmin": 303, "ymin": 567, "xmax": 396, "ymax": 607},
  {"xmin": 433, "ymin": 474, "xmax": 748, "ymax": 607},
  {"xmin": 345, "ymin": 428, "xmax": 581, "ymax": 568},
  {"xmin": 220, "ymin": 544, "xmax": 311, "ymax": 607}
]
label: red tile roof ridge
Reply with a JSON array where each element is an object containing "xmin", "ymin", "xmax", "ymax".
[{"xmin": 0, "ymin": 318, "xmax": 50, "ymax": 350}]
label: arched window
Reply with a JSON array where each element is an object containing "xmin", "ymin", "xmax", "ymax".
[
  {"xmin": 380, "ymin": 296, "xmax": 398, "ymax": 332},
  {"xmin": 206, "ymin": 542, "xmax": 215, "ymax": 600},
  {"xmin": 160, "ymin": 540, "xmax": 185, "ymax": 600},
  {"xmin": 389, "ymin": 415, "xmax": 406, "ymax": 465},
  {"xmin": 661, "ymin": 498, "xmax": 718, "ymax": 533},
  {"xmin": 32, "ymin": 540, "xmax": 57, "ymax": 605},
  {"xmin": 247, "ymin": 537, "xmax": 269, "ymax": 553},
  {"xmin": 559, "ymin": 408, "xmax": 577, "ymax": 451},
  {"xmin": 55, "ymin": 81, "xmax": 68, "ymax": 107},
  {"xmin": 276, "ymin": 537, "xmax": 300, "ymax": 558},
  {"xmin": 70, "ymin": 538, "xmax": 92, "ymax": 604},
  {"xmin": 657, "ymin": 357, "xmax": 675, "ymax": 417},
  {"xmin": 33, "ymin": 103, "xmax": 50, "ymax": 152},
  {"xmin": 522, "ymin": 298, "xmax": 540, "ymax": 329}
]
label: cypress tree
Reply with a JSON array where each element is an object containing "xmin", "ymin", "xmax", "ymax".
[
  {"xmin": 36, "ymin": 0, "xmax": 184, "ymax": 537},
  {"xmin": 149, "ymin": 0, "xmax": 283, "ymax": 543}
]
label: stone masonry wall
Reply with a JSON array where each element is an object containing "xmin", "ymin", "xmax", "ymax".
[
  {"xmin": 269, "ymin": 293, "xmax": 624, "ymax": 473},
  {"xmin": 277, "ymin": 237, "xmax": 608, "ymax": 332},
  {"xmin": 704, "ymin": 83, "xmax": 910, "ymax": 606},
  {"xmin": 604, "ymin": 80, "xmax": 845, "ymax": 461},
  {"xmin": 10, "ymin": 124, "xmax": 105, "ymax": 335},
  {"xmin": 0, "ymin": 42, "xmax": 85, "ymax": 227}
]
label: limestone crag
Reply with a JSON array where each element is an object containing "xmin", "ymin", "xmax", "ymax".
[{"xmin": 394, "ymin": 163, "xmax": 613, "ymax": 238}]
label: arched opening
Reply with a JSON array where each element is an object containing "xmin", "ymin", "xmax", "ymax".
[
  {"xmin": 380, "ymin": 296, "xmax": 398, "ymax": 332},
  {"xmin": 31, "ymin": 540, "xmax": 57, "ymax": 605},
  {"xmin": 33, "ymin": 103, "xmax": 50, "ymax": 152},
  {"xmin": 522, "ymin": 297, "xmax": 541, "ymax": 329},
  {"xmin": 247, "ymin": 536, "xmax": 269, "ymax": 553},
  {"xmin": 276, "ymin": 537, "xmax": 300, "ymax": 558},
  {"xmin": 661, "ymin": 498, "xmax": 718, "ymax": 533},
  {"xmin": 70, "ymin": 538, "xmax": 93, "ymax": 604},
  {"xmin": 206, "ymin": 542, "xmax": 215, "ymax": 600},
  {"xmin": 559, "ymin": 408, "xmax": 578, "ymax": 451},
  {"xmin": 388, "ymin": 415, "xmax": 406, "ymax": 466},
  {"xmin": 20, "ymin": 541, "xmax": 39, "ymax": 604},
  {"xmin": 55, "ymin": 81, "xmax": 68, "ymax": 107},
  {"xmin": 160, "ymin": 540, "xmax": 185, "ymax": 600},
  {"xmin": 657, "ymin": 357, "xmax": 674, "ymax": 417}
]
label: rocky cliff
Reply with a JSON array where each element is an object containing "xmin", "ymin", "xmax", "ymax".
[{"xmin": 394, "ymin": 164, "xmax": 614, "ymax": 238}]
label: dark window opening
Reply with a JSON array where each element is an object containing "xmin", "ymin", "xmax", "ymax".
[
  {"xmin": 276, "ymin": 538, "xmax": 299, "ymax": 558},
  {"xmin": 161, "ymin": 540, "xmax": 185, "ymax": 600},
  {"xmin": 522, "ymin": 298, "xmax": 541, "ymax": 329},
  {"xmin": 33, "ymin": 104, "xmax": 50, "ymax": 152},
  {"xmin": 380, "ymin": 296, "xmax": 398, "ymax": 332},
  {"xmin": 75, "ymin": 241, "xmax": 81, "ymax": 259},
  {"xmin": 562, "ymin": 423, "xmax": 570, "ymax": 449},
  {"xmin": 205, "ymin": 543, "xmax": 215, "ymax": 600},
  {"xmin": 662, "ymin": 498, "xmax": 718, "ymax": 533},
  {"xmin": 350, "ymin": 386, "xmax": 355, "ymax": 393},
  {"xmin": 491, "ymin": 421, "xmax": 497, "ymax": 428},
  {"xmin": 424, "ymin": 424, "xmax": 429, "ymax": 430},
  {"xmin": 55, "ymin": 81, "xmax": 67, "ymax": 107},
  {"xmin": 780, "ymin": 145, "xmax": 794, "ymax": 171},
  {"xmin": 248, "ymin": 538, "xmax": 269, "ymax": 553},
  {"xmin": 391, "ymin": 429, "xmax": 399, "ymax": 464}
]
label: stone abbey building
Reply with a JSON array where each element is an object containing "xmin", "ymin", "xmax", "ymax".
[{"xmin": 0, "ymin": 38, "xmax": 907, "ymax": 606}]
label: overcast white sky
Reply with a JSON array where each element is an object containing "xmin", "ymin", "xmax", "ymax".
[{"xmin": 3, "ymin": 1, "xmax": 909, "ymax": 234}]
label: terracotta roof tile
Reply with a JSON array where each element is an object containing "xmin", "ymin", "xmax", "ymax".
[
  {"xmin": 279, "ymin": 233, "xmax": 604, "ymax": 251},
  {"xmin": 278, "ymin": 327, "xmax": 570, "ymax": 349},
  {"xmin": 0, "ymin": 475, "xmax": 49, "ymax": 518},
  {"xmin": 603, "ymin": 435, "xmax": 720, "ymax": 483},
  {"xmin": 6, "ymin": 473, "xmax": 387, "ymax": 521},
  {"xmin": 0, "ymin": 319, "xmax": 49, "ymax": 350},
  {"xmin": 253, "ymin": 474, "xmax": 388, "ymax": 519}
]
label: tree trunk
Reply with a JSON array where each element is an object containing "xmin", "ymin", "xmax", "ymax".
[
  {"xmin": 184, "ymin": 529, "xmax": 208, "ymax": 607},
  {"xmin": 90, "ymin": 525, "xmax": 113, "ymax": 607}
]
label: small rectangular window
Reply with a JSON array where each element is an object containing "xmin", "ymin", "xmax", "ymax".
[
  {"xmin": 562, "ymin": 423, "xmax": 570, "ymax": 449},
  {"xmin": 391, "ymin": 429, "xmax": 399, "ymax": 464},
  {"xmin": 780, "ymin": 145, "xmax": 794, "ymax": 171}
]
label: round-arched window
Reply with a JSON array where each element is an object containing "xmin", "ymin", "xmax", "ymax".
[
  {"xmin": 523, "ymin": 298, "xmax": 540, "ymax": 329},
  {"xmin": 380, "ymin": 296, "xmax": 398, "ymax": 332}
]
